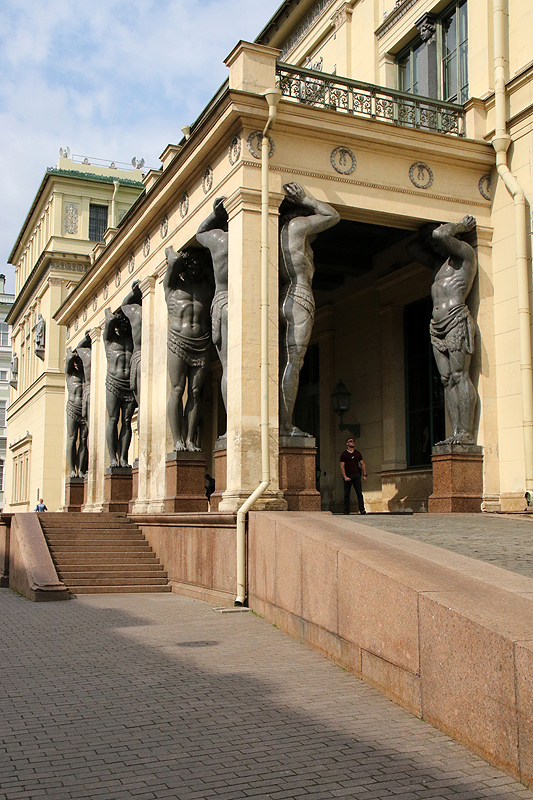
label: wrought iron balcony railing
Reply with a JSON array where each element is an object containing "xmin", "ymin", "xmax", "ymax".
[{"xmin": 276, "ymin": 62, "xmax": 465, "ymax": 137}]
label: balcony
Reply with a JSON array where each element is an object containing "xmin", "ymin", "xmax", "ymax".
[{"xmin": 276, "ymin": 62, "xmax": 465, "ymax": 137}]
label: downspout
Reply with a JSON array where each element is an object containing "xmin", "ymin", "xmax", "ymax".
[
  {"xmin": 235, "ymin": 87, "xmax": 281, "ymax": 606},
  {"xmin": 492, "ymin": 0, "xmax": 533, "ymax": 491}
]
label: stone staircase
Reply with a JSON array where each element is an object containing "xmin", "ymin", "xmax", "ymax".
[{"xmin": 39, "ymin": 513, "xmax": 171, "ymax": 594}]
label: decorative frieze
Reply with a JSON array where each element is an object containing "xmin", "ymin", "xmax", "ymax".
[
  {"xmin": 280, "ymin": 0, "xmax": 336, "ymax": 59},
  {"xmin": 50, "ymin": 261, "xmax": 88, "ymax": 273}
]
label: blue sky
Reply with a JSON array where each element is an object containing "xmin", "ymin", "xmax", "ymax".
[{"xmin": 0, "ymin": 0, "xmax": 282, "ymax": 293}]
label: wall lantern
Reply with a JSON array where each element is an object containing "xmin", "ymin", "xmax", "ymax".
[{"xmin": 331, "ymin": 379, "xmax": 360, "ymax": 438}]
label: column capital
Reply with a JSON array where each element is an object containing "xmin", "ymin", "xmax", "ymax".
[
  {"xmin": 139, "ymin": 275, "xmax": 156, "ymax": 297},
  {"xmin": 225, "ymin": 187, "xmax": 283, "ymax": 219},
  {"xmin": 90, "ymin": 324, "xmax": 103, "ymax": 342}
]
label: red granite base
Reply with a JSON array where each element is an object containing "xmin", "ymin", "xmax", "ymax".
[{"xmin": 428, "ymin": 444, "xmax": 483, "ymax": 513}]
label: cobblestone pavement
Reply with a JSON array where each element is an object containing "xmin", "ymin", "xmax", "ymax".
[
  {"xmin": 349, "ymin": 513, "xmax": 533, "ymax": 579},
  {"xmin": 2, "ymin": 590, "xmax": 533, "ymax": 800}
]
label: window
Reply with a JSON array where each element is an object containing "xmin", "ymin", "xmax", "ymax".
[
  {"xmin": 0, "ymin": 371, "xmax": 7, "ymax": 381},
  {"xmin": 404, "ymin": 298, "xmax": 445, "ymax": 467},
  {"xmin": 0, "ymin": 401, "xmax": 6, "ymax": 428},
  {"xmin": 398, "ymin": 40, "xmax": 424, "ymax": 95},
  {"xmin": 397, "ymin": 1, "xmax": 468, "ymax": 103},
  {"xmin": 0, "ymin": 460, "xmax": 4, "ymax": 493},
  {"xmin": 442, "ymin": 1, "xmax": 468, "ymax": 102},
  {"xmin": 0, "ymin": 322, "xmax": 10, "ymax": 347},
  {"xmin": 89, "ymin": 204, "xmax": 108, "ymax": 242}
]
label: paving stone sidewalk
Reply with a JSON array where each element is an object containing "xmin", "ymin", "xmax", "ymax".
[
  {"xmin": 1, "ymin": 589, "xmax": 533, "ymax": 800},
  {"xmin": 350, "ymin": 512, "xmax": 533, "ymax": 579}
]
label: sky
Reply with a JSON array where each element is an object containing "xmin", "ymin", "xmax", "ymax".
[{"xmin": 0, "ymin": 0, "xmax": 282, "ymax": 294}]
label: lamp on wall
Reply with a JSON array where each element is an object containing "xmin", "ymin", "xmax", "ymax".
[{"xmin": 331, "ymin": 379, "xmax": 360, "ymax": 438}]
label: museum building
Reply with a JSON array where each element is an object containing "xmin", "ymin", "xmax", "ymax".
[{"xmin": 6, "ymin": 0, "xmax": 533, "ymax": 515}]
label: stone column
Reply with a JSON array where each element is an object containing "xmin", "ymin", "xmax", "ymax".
[
  {"xmin": 83, "ymin": 324, "xmax": 106, "ymax": 512},
  {"xmin": 131, "ymin": 275, "xmax": 156, "ymax": 514},
  {"xmin": 148, "ymin": 267, "xmax": 170, "ymax": 512},
  {"xmin": 380, "ymin": 304, "xmax": 407, "ymax": 473},
  {"xmin": 218, "ymin": 188, "xmax": 286, "ymax": 512},
  {"xmin": 317, "ymin": 317, "xmax": 336, "ymax": 511}
]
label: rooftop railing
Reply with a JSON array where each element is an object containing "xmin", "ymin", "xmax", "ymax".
[{"xmin": 276, "ymin": 62, "xmax": 465, "ymax": 137}]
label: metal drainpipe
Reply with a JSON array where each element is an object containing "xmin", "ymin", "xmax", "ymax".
[
  {"xmin": 492, "ymin": 0, "xmax": 533, "ymax": 491},
  {"xmin": 235, "ymin": 87, "xmax": 281, "ymax": 606}
]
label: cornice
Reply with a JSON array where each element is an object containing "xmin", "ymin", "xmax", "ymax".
[{"xmin": 375, "ymin": 0, "xmax": 420, "ymax": 40}]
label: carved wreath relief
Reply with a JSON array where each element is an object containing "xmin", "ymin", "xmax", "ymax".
[
  {"xmin": 409, "ymin": 162, "xmax": 434, "ymax": 189},
  {"xmin": 179, "ymin": 193, "xmax": 189, "ymax": 218},
  {"xmin": 247, "ymin": 131, "xmax": 275, "ymax": 159},
  {"xmin": 143, "ymin": 236, "xmax": 150, "ymax": 258},
  {"xmin": 128, "ymin": 254, "xmax": 135, "ymax": 274},
  {"xmin": 228, "ymin": 136, "xmax": 241, "ymax": 165},
  {"xmin": 478, "ymin": 175, "xmax": 491, "ymax": 201},
  {"xmin": 330, "ymin": 146, "xmax": 356, "ymax": 175},
  {"xmin": 202, "ymin": 167, "xmax": 213, "ymax": 194},
  {"xmin": 160, "ymin": 215, "xmax": 168, "ymax": 238}
]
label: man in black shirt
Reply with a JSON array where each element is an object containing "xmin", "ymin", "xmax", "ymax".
[{"xmin": 340, "ymin": 438, "xmax": 367, "ymax": 515}]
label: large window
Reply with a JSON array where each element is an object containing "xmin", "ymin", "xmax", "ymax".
[
  {"xmin": 0, "ymin": 322, "xmax": 10, "ymax": 347},
  {"xmin": 89, "ymin": 204, "xmax": 108, "ymax": 242},
  {"xmin": 442, "ymin": 1, "xmax": 468, "ymax": 102},
  {"xmin": 397, "ymin": 1, "xmax": 468, "ymax": 103},
  {"xmin": 0, "ymin": 401, "xmax": 6, "ymax": 428},
  {"xmin": 404, "ymin": 298, "xmax": 445, "ymax": 467}
]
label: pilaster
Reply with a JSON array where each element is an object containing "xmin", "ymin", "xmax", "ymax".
[
  {"xmin": 131, "ymin": 275, "xmax": 157, "ymax": 514},
  {"xmin": 83, "ymin": 324, "xmax": 106, "ymax": 512},
  {"xmin": 218, "ymin": 187, "xmax": 286, "ymax": 512}
]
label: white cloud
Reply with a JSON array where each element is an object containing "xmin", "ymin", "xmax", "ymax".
[{"xmin": 0, "ymin": 0, "xmax": 282, "ymax": 291}]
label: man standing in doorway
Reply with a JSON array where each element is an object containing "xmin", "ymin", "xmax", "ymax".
[{"xmin": 340, "ymin": 438, "xmax": 367, "ymax": 514}]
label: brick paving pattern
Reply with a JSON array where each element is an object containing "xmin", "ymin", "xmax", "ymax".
[
  {"xmin": 1, "ymin": 589, "xmax": 533, "ymax": 800},
  {"xmin": 351, "ymin": 512, "xmax": 533, "ymax": 578}
]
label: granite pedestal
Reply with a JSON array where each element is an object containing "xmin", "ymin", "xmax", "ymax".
[
  {"xmin": 102, "ymin": 466, "xmax": 133, "ymax": 513},
  {"xmin": 164, "ymin": 451, "xmax": 208, "ymax": 512},
  {"xmin": 65, "ymin": 477, "xmax": 85, "ymax": 512},
  {"xmin": 279, "ymin": 435, "xmax": 321, "ymax": 511},
  {"xmin": 428, "ymin": 443, "xmax": 483, "ymax": 513}
]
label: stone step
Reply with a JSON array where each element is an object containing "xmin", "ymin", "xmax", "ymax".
[
  {"xmin": 50, "ymin": 548, "xmax": 152, "ymax": 557},
  {"xmin": 59, "ymin": 569, "xmax": 167, "ymax": 579},
  {"xmin": 44, "ymin": 531, "xmax": 145, "ymax": 540},
  {"xmin": 65, "ymin": 576, "xmax": 169, "ymax": 586},
  {"xmin": 51, "ymin": 553, "xmax": 158, "ymax": 564},
  {"xmin": 68, "ymin": 585, "xmax": 172, "ymax": 594}
]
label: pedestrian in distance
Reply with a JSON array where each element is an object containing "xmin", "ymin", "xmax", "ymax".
[
  {"xmin": 35, "ymin": 498, "xmax": 48, "ymax": 512},
  {"xmin": 340, "ymin": 438, "xmax": 367, "ymax": 515}
]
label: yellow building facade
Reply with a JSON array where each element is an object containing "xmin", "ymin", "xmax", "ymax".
[
  {"xmin": 10, "ymin": 0, "xmax": 533, "ymax": 514},
  {"xmin": 6, "ymin": 157, "xmax": 144, "ymax": 512}
]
